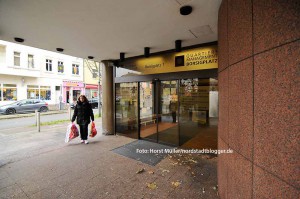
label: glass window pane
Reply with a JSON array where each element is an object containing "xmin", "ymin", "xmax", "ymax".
[
  {"xmin": 72, "ymin": 64, "xmax": 79, "ymax": 75},
  {"xmin": 115, "ymin": 82, "xmax": 138, "ymax": 139},
  {"xmin": 179, "ymin": 78, "xmax": 218, "ymax": 149},
  {"xmin": 27, "ymin": 85, "xmax": 39, "ymax": 99},
  {"xmin": 27, "ymin": 85, "xmax": 39, "ymax": 88},
  {"xmin": 40, "ymin": 86, "xmax": 51, "ymax": 100},
  {"xmin": 28, "ymin": 54, "xmax": 34, "ymax": 68},
  {"xmin": 58, "ymin": 61, "xmax": 64, "ymax": 73},
  {"xmin": 158, "ymin": 81, "xmax": 179, "ymax": 145},
  {"xmin": 139, "ymin": 81, "xmax": 156, "ymax": 141},
  {"xmin": 46, "ymin": 59, "xmax": 52, "ymax": 71},
  {"xmin": 3, "ymin": 88, "xmax": 17, "ymax": 101},
  {"xmin": 3, "ymin": 84, "xmax": 16, "ymax": 88},
  {"xmin": 14, "ymin": 52, "xmax": 20, "ymax": 66},
  {"xmin": 40, "ymin": 86, "xmax": 50, "ymax": 89}
]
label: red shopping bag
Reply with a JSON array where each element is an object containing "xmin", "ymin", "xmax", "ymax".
[
  {"xmin": 70, "ymin": 124, "xmax": 79, "ymax": 139},
  {"xmin": 89, "ymin": 121, "xmax": 97, "ymax": 137}
]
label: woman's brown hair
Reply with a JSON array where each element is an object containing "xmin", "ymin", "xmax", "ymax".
[{"xmin": 78, "ymin": 95, "xmax": 88, "ymax": 103}]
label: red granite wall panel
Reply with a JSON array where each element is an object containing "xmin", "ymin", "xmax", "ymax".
[
  {"xmin": 228, "ymin": 58, "xmax": 253, "ymax": 160},
  {"xmin": 227, "ymin": 152, "xmax": 253, "ymax": 199},
  {"xmin": 254, "ymin": 40, "xmax": 300, "ymax": 189},
  {"xmin": 218, "ymin": 69, "xmax": 229, "ymax": 144},
  {"xmin": 253, "ymin": 0, "xmax": 300, "ymax": 54},
  {"xmin": 228, "ymin": 0, "xmax": 253, "ymax": 65},
  {"xmin": 254, "ymin": 166, "xmax": 299, "ymax": 198},
  {"xmin": 218, "ymin": 0, "xmax": 228, "ymax": 72},
  {"xmin": 218, "ymin": 0, "xmax": 300, "ymax": 198}
]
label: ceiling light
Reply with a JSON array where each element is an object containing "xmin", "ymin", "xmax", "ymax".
[
  {"xmin": 120, "ymin": 52, "xmax": 125, "ymax": 62},
  {"xmin": 144, "ymin": 47, "xmax": 150, "ymax": 58},
  {"xmin": 14, "ymin": 37, "xmax": 24, "ymax": 43},
  {"xmin": 175, "ymin": 40, "xmax": 182, "ymax": 52},
  {"xmin": 56, "ymin": 48, "xmax": 64, "ymax": 52},
  {"xmin": 180, "ymin": 5, "xmax": 193, "ymax": 15},
  {"xmin": 88, "ymin": 56, "xmax": 94, "ymax": 59}
]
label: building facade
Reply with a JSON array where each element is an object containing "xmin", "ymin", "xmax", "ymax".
[
  {"xmin": 0, "ymin": 40, "xmax": 84, "ymax": 106},
  {"xmin": 83, "ymin": 59, "xmax": 101, "ymax": 100},
  {"xmin": 102, "ymin": 42, "xmax": 219, "ymax": 149}
]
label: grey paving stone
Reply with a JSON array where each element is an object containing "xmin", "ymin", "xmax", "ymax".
[
  {"xmin": 0, "ymin": 121, "xmax": 219, "ymax": 199},
  {"xmin": 0, "ymin": 183, "xmax": 29, "ymax": 199}
]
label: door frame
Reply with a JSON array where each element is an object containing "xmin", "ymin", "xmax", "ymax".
[{"xmin": 114, "ymin": 68, "xmax": 218, "ymax": 146}]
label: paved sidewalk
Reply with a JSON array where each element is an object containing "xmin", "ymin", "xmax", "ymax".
[{"xmin": 0, "ymin": 120, "xmax": 219, "ymax": 199}]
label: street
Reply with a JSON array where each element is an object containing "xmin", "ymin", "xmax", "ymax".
[{"xmin": 0, "ymin": 109, "xmax": 99, "ymax": 130}]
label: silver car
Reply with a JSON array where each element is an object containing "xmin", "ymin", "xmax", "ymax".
[{"xmin": 0, "ymin": 99, "xmax": 49, "ymax": 114}]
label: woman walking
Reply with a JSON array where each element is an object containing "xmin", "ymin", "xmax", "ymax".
[{"xmin": 71, "ymin": 95, "xmax": 94, "ymax": 144}]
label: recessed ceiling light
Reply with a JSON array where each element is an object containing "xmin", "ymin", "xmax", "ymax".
[
  {"xmin": 56, "ymin": 48, "xmax": 64, "ymax": 52},
  {"xmin": 14, "ymin": 37, "xmax": 24, "ymax": 43},
  {"xmin": 180, "ymin": 5, "xmax": 193, "ymax": 15},
  {"xmin": 88, "ymin": 56, "xmax": 94, "ymax": 59}
]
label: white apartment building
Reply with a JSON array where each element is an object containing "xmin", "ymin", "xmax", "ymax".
[{"xmin": 0, "ymin": 40, "xmax": 84, "ymax": 106}]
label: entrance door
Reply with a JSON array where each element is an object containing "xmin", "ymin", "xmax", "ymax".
[
  {"xmin": 139, "ymin": 81, "xmax": 157, "ymax": 142},
  {"xmin": 139, "ymin": 80, "xmax": 179, "ymax": 145},
  {"xmin": 158, "ymin": 80, "xmax": 179, "ymax": 145}
]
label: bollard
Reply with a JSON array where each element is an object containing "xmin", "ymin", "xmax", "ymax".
[
  {"xmin": 35, "ymin": 110, "xmax": 37, "ymax": 126},
  {"xmin": 37, "ymin": 110, "xmax": 40, "ymax": 132},
  {"xmin": 69, "ymin": 106, "xmax": 72, "ymax": 121}
]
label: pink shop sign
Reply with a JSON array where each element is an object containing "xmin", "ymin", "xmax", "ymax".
[{"xmin": 63, "ymin": 81, "xmax": 84, "ymax": 87}]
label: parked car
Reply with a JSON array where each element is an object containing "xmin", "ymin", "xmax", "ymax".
[
  {"xmin": 89, "ymin": 98, "xmax": 101, "ymax": 109},
  {"xmin": 0, "ymin": 99, "xmax": 48, "ymax": 115},
  {"xmin": 70, "ymin": 98, "xmax": 101, "ymax": 109}
]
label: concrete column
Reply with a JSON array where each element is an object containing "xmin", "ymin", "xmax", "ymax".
[{"xmin": 101, "ymin": 61, "xmax": 114, "ymax": 135}]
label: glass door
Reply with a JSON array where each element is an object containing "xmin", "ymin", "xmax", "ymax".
[
  {"xmin": 179, "ymin": 78, "xmax": 218, "ymax": 149},
  {"xmin": 139, "ymin": 81, "xmax": 157, "ymax": 142},
  {"xmin": 139, "ymin": 80, "xmax": 179, "ymax": 145},
  {"xmin": 158, "ymin": 81, "xmax": 179, "ymax": 146}
]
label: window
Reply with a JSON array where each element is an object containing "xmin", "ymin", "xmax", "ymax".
[
  {"xmin": 72, "ymin": 64, "xmax": 79, "ymax": 75},
  {"xmin": 46, "ymin": 59, "xmax": 52, "ymax": 71},
  {"xmin": 58, "ymin": 61, "xmax": 64, "ymax": 73},
  {"xmin": 20, "ymin": 99, "xmax": 33, "ymax": 105},
  {"xmin": 14, "ymin": 52, "xmax": 20, "ymax": 66},
  {"xmin": 28, "ymin": 54, "xmax": 34, "ymax": 68},
  {"xmin": 3, "ymin": 84, "xmax": 17, "ymax": 101},
  {"xmin": 40, "ymin": 86, "xmax": 51, "ymax": 100},
  {"xmin": 27, "ymin": 85, "xmax": 39, "ymax": 99},
  {"xmin": 115, "ymin": 83, "xmax": 138, "ymax": 138}
]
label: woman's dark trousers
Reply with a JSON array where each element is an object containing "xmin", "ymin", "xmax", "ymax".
[{"xmin": 79, "ymin": 124, "xmax": 89, "ymax": 140}]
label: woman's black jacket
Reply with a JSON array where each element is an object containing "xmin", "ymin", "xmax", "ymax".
[{"xmin": 71, "ymin": 101, "xmax": 94, "ymax": 125}]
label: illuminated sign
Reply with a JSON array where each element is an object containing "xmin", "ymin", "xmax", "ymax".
[{"xmin": 120, "ymin": 45, "xmax": 218, "ymax": 76}]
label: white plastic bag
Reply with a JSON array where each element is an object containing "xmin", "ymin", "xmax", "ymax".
[
  {"xmin": 65, "ymin": 124, "xmax": 72, "ymax": 143},
  {"xmin": 65, "ymin": 123, "xmax": 79, "ymax": 143}
]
